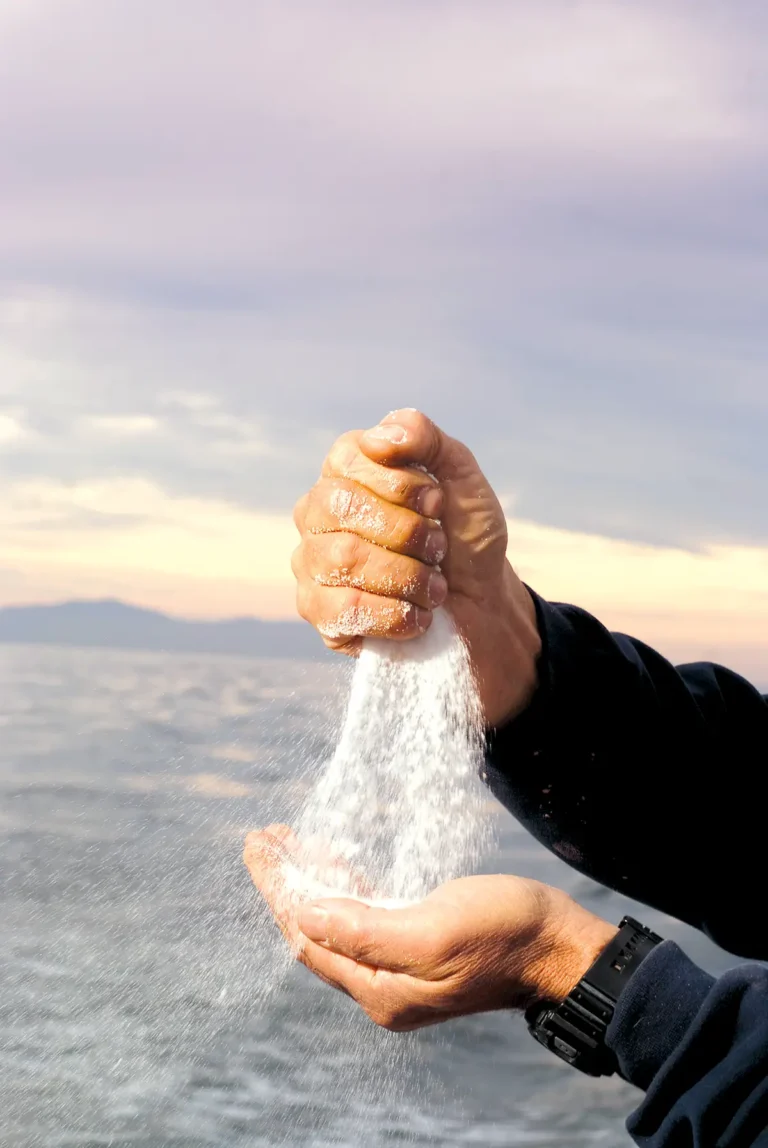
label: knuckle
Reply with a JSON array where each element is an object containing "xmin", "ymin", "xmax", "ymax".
[
  {"xmin": 328, "ymin": 484, "xmax": 355, "ymax": 526},
  {"xmin": 388, "ymin": 515, "xmax": 420, "ymax": 554},
  {"xmin": 315, "ymin": 588, "xmax": 367, "ymax": 640},
  {"xmin": 340, "ymin": 586, "xmax": 364, "ymax": 615},
  {"xmin": 383, "ymin": 469, "xmax": 411, "ymax": 502},
  {"xmin": 329, "ymin": 483, "xmax": 388, "ymax": 538},
  {"xmin": 293, "ymin": 492, "xmax": 310, "ymax": 532},
  {"xmin": 290, "ymin": 544, "xmax": 304, "ymax": 579},
  {"xmin": 330, "ymin": 532, "xmax": 361, "ymax": 574},
  {"xmin": 322, "ymin": 635, "xmax": 348, "ymax": 651},
  {"xmin": 377, "ymin": 598, "xmax": 409, "ymax": 633},
  {"xmin": 295, "ymin": 581, "xmax": 313, "ymax": 621},
  {"xmin": 327, "ymin": 434, "xmax": 360, "ymax": 478}
]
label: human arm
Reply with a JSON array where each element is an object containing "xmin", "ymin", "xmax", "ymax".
[
  {"xmin": 607, "ymin": 943, "xmax": 768, "ymax": 1147},
  {"xmin": 291, "ymin": 406, "xmax": 768, "ymax": 955},
  {"xmin": 486, "ymin": 590, "xmax": 768, "ymax": 959},
  {"xmin": 245, "ymin": 828, "xmax": 768, "ymax": 1147}
]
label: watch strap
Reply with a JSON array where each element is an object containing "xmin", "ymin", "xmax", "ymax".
[{"xmin": 525, "ymin": 916, "xmax": 663, "ymax": 1077}]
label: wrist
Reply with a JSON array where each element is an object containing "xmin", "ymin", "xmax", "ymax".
[
  {"xmin": 526, "ymin": 893, "xmax": 619, "ymax": 1007},
  {"xmin": 474, "ymin": 566, "xmax": 542, "ymax": 728}
]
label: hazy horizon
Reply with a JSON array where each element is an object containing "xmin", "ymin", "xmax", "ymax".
[
  {"xmin": 0, "ymin": 595, "xmax": 295, "ymax": 622},
  {"xmin": 2, "ymin": 1, "xmax": 767, "ymax": 683}
]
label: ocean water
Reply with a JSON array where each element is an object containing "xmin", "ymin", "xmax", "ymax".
[{"xmin": 0, "ymin": 643, "xmax": 738, "ymax": 1148}]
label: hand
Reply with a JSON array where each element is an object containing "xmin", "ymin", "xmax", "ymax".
[
  {"xmin": 244, "ymin": 825, "xmax": 617, "ymax": 1032},
  {"xmin": 292, "ymin": 407, "xmax": 541, "ymax": 727},
  {"xmin": 242, "ymin": 824, "xmax": 375, "ymax": 928}
]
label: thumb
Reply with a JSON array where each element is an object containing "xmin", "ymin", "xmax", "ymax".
[
  {"xmin": 297, "ymin": 897, "xmax": 433, "ymax": 974},
  {"xmin": 359, "ymin": 409, "xmax": 479, "ymax": 484}
]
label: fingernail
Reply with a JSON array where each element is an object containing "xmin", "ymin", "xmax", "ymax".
[
  {"xmin": 418, "ymin": 487, "xmax": 443, "ymax": 518},
  {"xmin": 415, "ymin": 607, "xmax": 432, "ymax": 633},
  {"xmin": 425, "ymin": 530, "xmax": 448, "ymax": 564},
  {"xmin": 428, "ymin": 571, "xmax": 448, "ymax": 606},
  {"xmin": 299, "ymin": 905, "xmax": 330, "ymax": 941},
  {"xmin": 364, "ymin": 424, "xmax": 407, "ymax": 445}
]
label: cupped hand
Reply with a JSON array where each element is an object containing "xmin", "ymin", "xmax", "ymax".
[
  {"xmin": 292, "ymin": 408, "xmax": 541, "ymax": 727},
  {"xmin": 245, "ymin": 825, "xmax": 617, "ymax": 1032}
]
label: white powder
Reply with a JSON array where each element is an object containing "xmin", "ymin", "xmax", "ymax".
[
  {"xmin": 317, "ymin": 605, "xmax": 379, "ymax": 639},
  {"xmin": 315, "ymin": 568, "xmax": 421, "ymax": 598},
  {"xmin": 252, "ymin": 606, "xmax": 492, "ymax": 1143},
  {"xmin": 330, "ymin": 487, "xmax": 387, "ymax": 535},
  {"xmin": 288, "ymin": 607, "xmax": 491, "ymax": 905}
]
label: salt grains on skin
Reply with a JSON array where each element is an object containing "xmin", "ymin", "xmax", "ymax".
[
  {"xmin": 317, "ymin": 601, "xmax": 416, "ymax": 640},
  {"xmin": 314, "ymin": 567, "xmax": 355, "ymax": 588},
  {"xmin": 315, "ymin": 569, "xmax": 421, "ymax": 598},
  {"xmin": 330, "ymin": 488, "xmax": 387, "ymax": 535},
  {"xmin": 317, "ymin": 605, "xmax": 381, "ymax": 640}
]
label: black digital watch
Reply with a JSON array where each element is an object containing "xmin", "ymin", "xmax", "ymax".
[{"xmin": 525, "ymin": 915, "xmax": 663, "ymax": 1077}]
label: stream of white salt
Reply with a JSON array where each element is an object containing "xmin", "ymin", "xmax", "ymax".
[
  {"xmin": 286, "ymin": 606, "xmax": 492, "ymax": 911},
  {"xmin": 252, "ymin": 606, "xmax": 493, "ymax": 1144}
]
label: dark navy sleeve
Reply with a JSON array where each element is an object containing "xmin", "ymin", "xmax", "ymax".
[
  {"xmin": 485, "ymin": 589, "xmax": 768, "ymax": 1145},
  {"xmin": 607, "ymin": 943, "xmax": 768, "ymax": 1146},
  {"xmin": 485, "ymin": 589, "xmax": 768, "ymax": 959}
]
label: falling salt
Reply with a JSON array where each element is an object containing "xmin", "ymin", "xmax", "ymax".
[
  {"xmin": 253, "ymin": 605, "xmax": 493, "ymax": 1144},
  {"xmin": 289, "ymin": 606, "xmax": 492, "ymax": 905}
]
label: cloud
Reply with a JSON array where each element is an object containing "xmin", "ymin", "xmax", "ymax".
[
  {"xmin": 3, "ymin": 470, "xmax": 766, "ymax": 680},
  {"xmin": 1, "ymin": 477, "xmax": 298, "ymax": 618},
  {"xmin": 0, "ymin": 0, "xmax": 766, "ymax": 644},
  {"xmin": 0, "ymin": 411, "xmax": 27, "ymax": 443},
  {"xmin": 509, "ymin": 517, "xmax": 768, "ymax": 659},
  {"xmin": 0, "ymin": 2, "xmax": 758, "ymax": 304},
  {"xmin": 81, "ymin": 415, "xmax": 162, "ymax": 436}
]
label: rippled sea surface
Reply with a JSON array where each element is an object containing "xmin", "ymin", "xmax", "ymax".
[{"xmin": 0, "ymin": 644, "xmax": 739, "ymax": 1148}]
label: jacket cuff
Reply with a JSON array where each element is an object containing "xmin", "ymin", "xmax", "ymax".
[{"xmin": 607, "ymin": 941, "xmax": 715, "ymax": 1091}]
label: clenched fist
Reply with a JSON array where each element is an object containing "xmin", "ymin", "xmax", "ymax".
[{"xmin": 292, "ymin": 408, "xmax": 541, "ymax": 727}]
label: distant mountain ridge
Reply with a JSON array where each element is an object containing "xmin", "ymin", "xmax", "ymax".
[{"xmin": 0, "ymin": 599, "xmax": 328, "ymax": 660}]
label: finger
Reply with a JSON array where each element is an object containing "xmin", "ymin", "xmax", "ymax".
[
  {"xmin": 295, "ymin": 936, "xmax": 414, "ymax": 1018},
  {"xmin": 278, "ymin": 832, "xmax": 378, "ymax": 902},
  {"xmin": 243, "ymin": 829, "xmax": 303, "ymax": 948},
  {"xmin": 304, "ymin": 478, "xmax": 447, "ymax": 566},
  {"xmin": 303, "ymin": 533, "xmax": 449, "ymax": 611},
  {"xmin": 322, "ymin": 431, "xmax": 444, "ymax": 518},
  {"xmin": 243, "ymin": 825, "xmax": 297, "ymax": 869},
  {"xmin": 293, "ymin": 493, "xmax": 310, "ymax": 533},
  {"xmin": 359, "ymin": 409, "xmax": 479, "ymax": 483},
  {"xmin": 243, "ymin": 828, "xmax": 380, "ymax": 962},
  {"xmin": 292, "ymin": 546, "xmax": 362, "ymax": 655},
  {"xmin": 296, "ymin": 583, "xmax": 433, "ymax": 647},
  {"xmin": 295, "ymin": 939, "xmax": 356, "ymax": 996},
  {"xmin": 298, "ymin": 935, "xmax": 463, "ymax": 1031},
  {"xmin": 246, "ymin": 823, "xmax": 300, "ymax": 852},
  {"xmin": 296, "ymin": 898, "xmax": 437, "ymax": 976}
]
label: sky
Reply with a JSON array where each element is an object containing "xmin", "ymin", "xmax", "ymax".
[{"xmin": 1, "ymin": 0, "xmax": 767, "ymax": 680}]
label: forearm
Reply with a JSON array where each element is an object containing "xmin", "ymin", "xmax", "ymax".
[
  {"xmin": 607, "ymin": 944, "xmax": 768, "ymax": 1146},
  {"xmin": 486, "ymin": 589, "xmax": 768, "ymax": 958}
]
